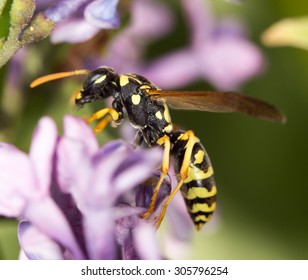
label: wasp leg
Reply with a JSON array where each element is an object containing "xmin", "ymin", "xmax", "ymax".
[
  {"xmin": 94, "ymin": 115, "xmax": 114, "ymax": 133},
  {"xmin": 140, "ymin": 135, "xmax": 171, "ymax": 219},
  {"xmin": 155, "ymin": 130, "xmax": 199, "ymax": 229},
  {"xmin": 133, "ymin": 130, "xmax": 144, "ymax": 147},
  {"xmin": 87, "ymin": 108, "xmax": 120, "ymax": 133}
]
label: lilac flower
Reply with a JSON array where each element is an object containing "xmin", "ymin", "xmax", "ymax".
[
  {"xmin": 142, "ymin": 0, "xmax": 264, "ymax": 90},
  {"xmin": 38, "ymin": 0, "xmax": 120, "ymax": 43},
  {"xmin": 98, "ymin": 0, "xmax": 263, "ymax": 91},
  {"xmin": 0, "ymin": 115, "xmax": 167, "ymax": 259},
  {"xmin": 0, "ymin": 118, "xmax": 84, "ymax": 259},
  {"xmin": 101, "ymin": 0, "xmax": 174, "ymax": 73}
]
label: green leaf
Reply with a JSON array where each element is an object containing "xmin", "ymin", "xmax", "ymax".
[{"xmin": 261, "ymin": 16, "xmax": 308, "ymax": 51}]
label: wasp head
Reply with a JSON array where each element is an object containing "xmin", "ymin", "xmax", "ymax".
[{"xmin": 75, "ymin": 66, "xmax": 119, "ymax": 108}]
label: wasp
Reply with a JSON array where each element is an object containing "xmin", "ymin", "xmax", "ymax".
[{"xmin": 31, "ymin": 66, "xmax": 285, "ymax": 230}]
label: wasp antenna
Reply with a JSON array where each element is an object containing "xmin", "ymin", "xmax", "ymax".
[{"xmin": 30, "ymin": 69, "xmax": 90, "ymax": 88}]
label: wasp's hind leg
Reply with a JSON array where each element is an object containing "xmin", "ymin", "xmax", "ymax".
[
  {"xmin": 155, "ymin": 130, "xmax": 199, "ymax": 229},
  {"xmin": 140, "ymin": 135, "xmax": 171, "ymax": 220}
]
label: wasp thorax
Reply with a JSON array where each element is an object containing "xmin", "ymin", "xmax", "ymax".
[{"xmin": 75, "ymin": 66, "xmax": 119, "ymax": 107}]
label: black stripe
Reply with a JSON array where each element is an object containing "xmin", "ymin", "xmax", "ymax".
[
  {"xmin": 184, "ymin": 195, "xmax": 216, "ymax": 208},
  {"xmin": 190, "ymin": 211, "xmax": 213, "ymax": 219},
  {"xmin": 181, "ymin": 176, "xmax": 216, "ymax": 195}
]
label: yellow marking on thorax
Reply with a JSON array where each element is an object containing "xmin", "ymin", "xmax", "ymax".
[
  {"xmin": 163, "ymin": 123, "xmax": 173, "ymax": 133},
  {"xmin": 119, "ymin": 75, "xmax": 130, "ymax": 86},
  {"xmin": 163, "ymin": 103, "xmax": 172, "ymax": 123},
  {"xmin": 190, "ymin": 202, "xmax": 216, "ymax": 213},
  {"xmin": 194, "ymin": 149, "xmax": 205, "ymax": 165},
  {"xmin": 94, "ymin": 75, "xmax": 106, "ymax": 84},
  {"xmin": 184, "ymin": 185, "xmax": 217, "ymax": 200},
  {"xmin": 131, "ymin": 94, "xmax": 141, "ymax": 105},
  {"xmin": 155, "ymin": 111, "xmax": 163, "ymax": 120},
  {"xmin": 139, "ymin": 85, "xmax": 151, "ymax": 90},
  {"xmin": 184, "ymin": 165, "xmax": 213, "ymax": 183}
]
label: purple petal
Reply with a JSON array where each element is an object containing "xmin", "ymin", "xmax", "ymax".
[
  {"xmin": 63, "ymin": 115, "xmax": 99, "ymax": 155},
  {"xmin": 166, "ymin": 193, "xmax": 194, "ymax": 241},
  {"xmin": 84, "ymin": 0, "xmax": 120, "ymax": 29},
  {"xmin": 89, "ymin": 142, "xmax": 134, "ymax": 207},
  {"xmin": 18, "ymin": 221, "xmax": 64, "ymax": 260},
  {"xmin": 80, "ymin": 144, "xmax": 162, "ymax": 210},
  {"xmin": 49, "ymin": 182, "xmax": 85, "ymax": 252},
  {"xmin": 56, "ymin": 116, "xmax": 98, "ymax": 194},
  {"xmin": 142, "ymin": 49, "xmax": 199, "ymax": 89},
  {"xmin": 101, "ymin": 0, "xmax": 173, "ymax": 73},
  {"xmin": 35, "ymin": 0, "xmax": 55, "ymax": 11},
  {"xmin": 103, "ymin": 35, "xmax": 141, "ymax": 72},
  {"xmin": 18, "ymin": 250, "xmax": 29, "ymax": 260},
  {"xmin": 133, "ymin": 223, "xmax": 160, "ymax": 260},
  {"xmin": 29, "ymin": 116, "xmax": 57, "ymax": 193},
  {"xmin": 50, "ymin": 18, "xmax": 100, "ymax": 43},
  {"xmin": 83, "ymin": 209, "xmax": 116, "ymax": 259},
  {"xmin": 24, "ymin": 196, "xmax": 84, "ymax": 259},
  {"xmin": 56, "ymin": 137, "xmax": 92, "ymax": 195},
  {"xmin": 115, "ymin": 211, "xmax": 142, "ymax": 260},
  {"xmin": 197, "ymin": 37, "xmax": 264, "ymax": 90},
  {"xmin": 182, "ymin": 0, "xmax": 214, "ymax": 46},
  {"xmin": 116, "ymin": 208, "xmax": 160, "ymax": 260},
  {"xmin": 57, "ymin": 140, "xmax": 127, "ymax": 210},
  {"xmin": 127, "ymin": 0, "xmax": 174, "ymax": 39},
  {"xmin": 213, "ymin": 19, "xmax": 247, "ymax": 39},
  {"xmin": 0, "ymin": 145, "xmax": 36, "ymax": 217},
  {"xmin": 44, "ymin": 0, "xmax": 90, "ymax": 22},
  {"xmin": 112, "ymin": 148, "xmax": 162, "ymax": 194},
  {"xmin": 93, "ymin": 139, "xmax": 125, "ymax": 159}
]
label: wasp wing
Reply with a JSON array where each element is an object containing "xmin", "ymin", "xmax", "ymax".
[{"xmin": 149, "ymin": 90, "xmax": 286, "ymax": 124}]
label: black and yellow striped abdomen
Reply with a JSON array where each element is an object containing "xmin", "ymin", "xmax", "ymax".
[{"xmin": 170, "ymin": 131, "xmax": 217, "ymax": 230}]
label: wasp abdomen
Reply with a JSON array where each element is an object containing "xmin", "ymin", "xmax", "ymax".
[
  {"xmin": 181, "ymin": 177, "xmax": 216, "ymax": 230},
  {"xmin": 171, "ymin": 133, "xmax": 217, "ymax": 230}
]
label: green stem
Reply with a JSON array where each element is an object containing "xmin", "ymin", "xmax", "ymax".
[
  {"xmin": 0, "ymin": 0, "xmax": 8, "ymax": 14},
  {"xmin": 0, "ymin": 0, "xmax": 54, "ymax": 68}
]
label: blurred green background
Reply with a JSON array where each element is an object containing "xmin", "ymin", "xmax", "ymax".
[{"xmin": 1, "ymin": 0, "xmax": 308, "ymax": 259}]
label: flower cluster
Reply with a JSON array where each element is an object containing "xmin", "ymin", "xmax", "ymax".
[
  {"xmin": 41, "ymin": 0, "xmax": 120, "ymax": 43},
  {"xmin": 0, "ymin": 115, "xmax": 169, "ymax": 259},
  {"xmin": 99, "ymin": 0, "xmax": 264, "ymax": 90}
]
